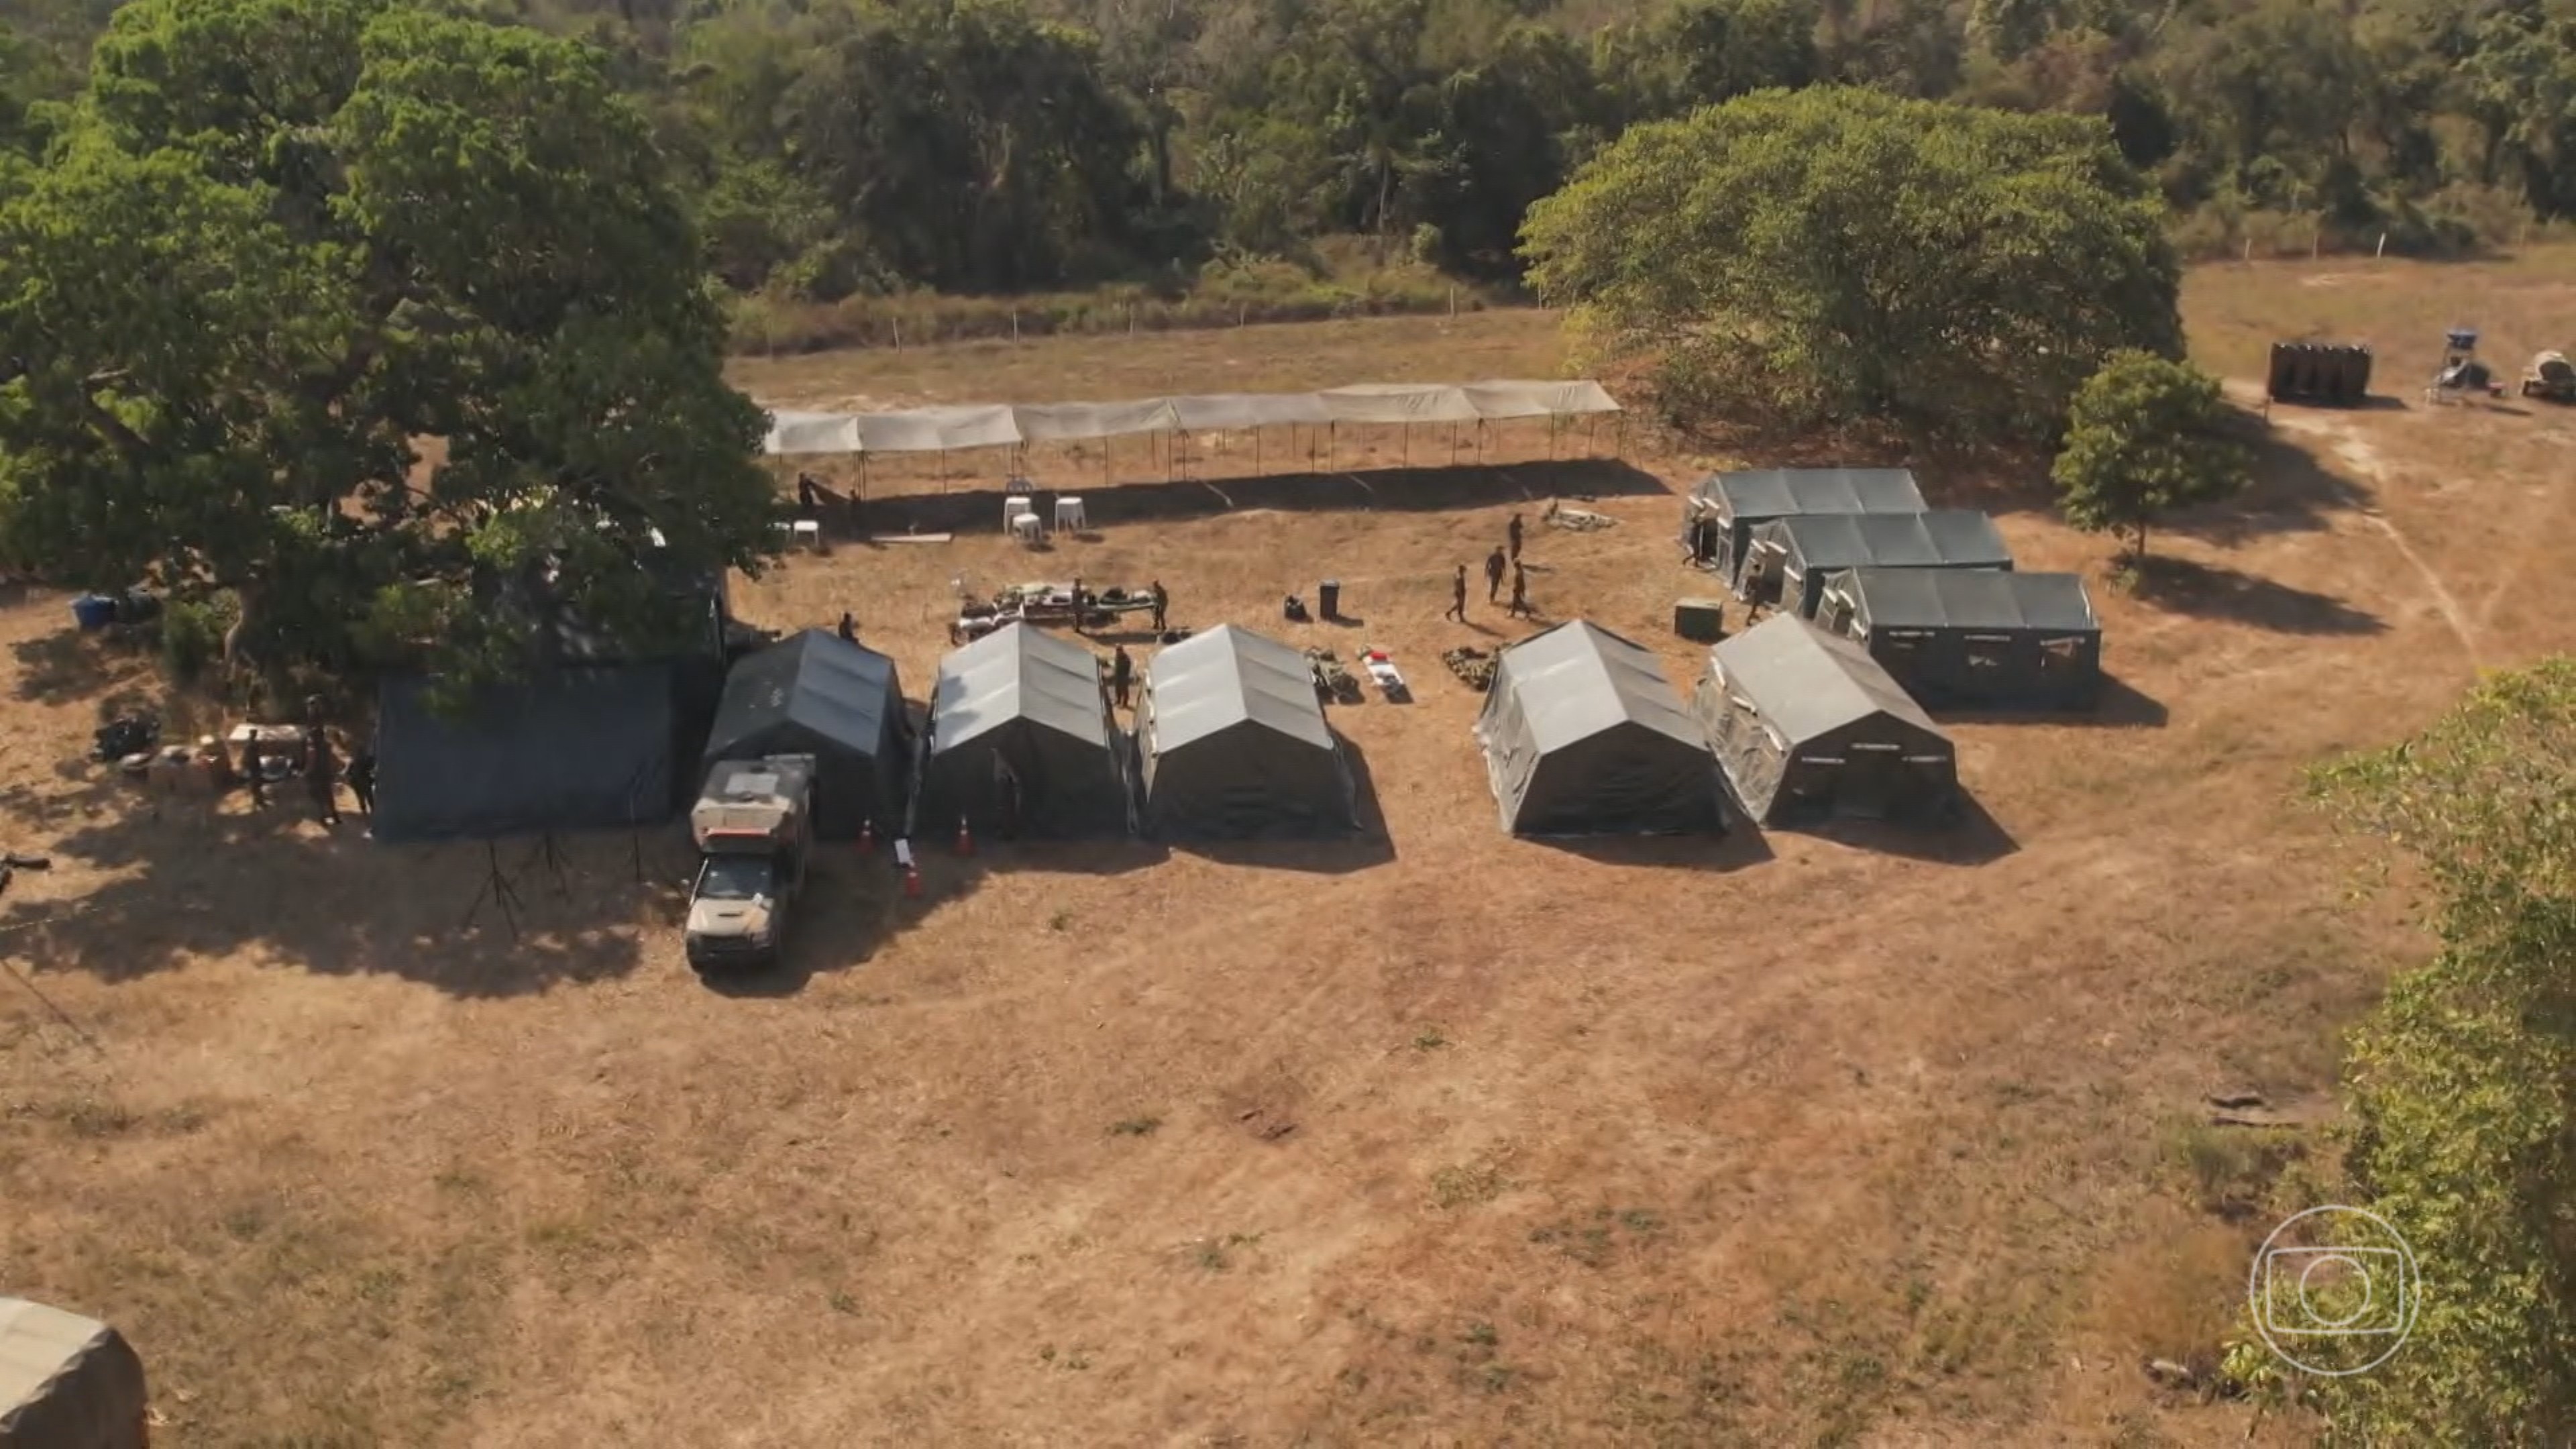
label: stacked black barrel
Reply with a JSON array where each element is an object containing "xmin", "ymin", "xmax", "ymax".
[{"xmin": 2267, "ymin": 341, "xmax": 2374, "ymax": 405}]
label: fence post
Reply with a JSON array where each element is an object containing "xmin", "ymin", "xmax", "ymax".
[
  {"xmin": 892, "ymin": 317, "xmax": 902, "ymax": 352},
  {"xmin": 1012, "ymin": 311, "xmax": 1020, "ymax": 343},
  {"xmin": 2376, "ymin": 231, "xmax": 2387, "ymax": 260},
  {"xmin": 1236, "ymin": 303, "xmax": 1246, "ymax": 328},
  {"xmin": 1448, "ymin": 285, "xmax": 1457, "ymax": 319}
]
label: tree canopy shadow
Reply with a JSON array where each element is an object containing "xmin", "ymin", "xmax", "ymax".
[
  {"xmin": 2129, "ymin": 555, "xmax": 2386, "ymax": 635},
  {"xmin": 2171, "ymin": 430, "xmax": 2373, "ymax": 543},
  {"xmin": 0, "ymin": 797, "xmax": 688, "ymax": 997},
  {"xmin": 13, "ymin": 627, "xmax": 151, "ymax": 708},
  {"xmin": 857, "ymin": 459, "xmax": 1669, "ymax": 536}
]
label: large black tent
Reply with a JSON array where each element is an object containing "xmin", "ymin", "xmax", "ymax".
[
  {"xmin": 372, "ymin": 665, "xmax": 680, "ymax": 844},
  {"xmin": 1696, "ymin": 616, "xmax": 1958, "ymax": 826},
  {"xmin": 1816, "ymin": 567, "xmax": 2102, "ymax": 710},
  {"xmin": 1475, "ymin": 621, "xmax": 1724, "ymax": 836},
  {"xmin": 916, "ymin": 623, "xmax": 1134, "ymax": 839},
  {"xmin": 702, "ymin": 630, "xmax": 910, "ymax": 841},
  {"xmin": 1684, "ymin": 468, "xmax": 1927, "ymax": 594},
  {"xmin": 1138, "ymin": 625, "xmax": 1356, "ymax": 840},
  {"xmin": 1745, "ymin": 511, "xmax": 2013, "ymax": 618}
]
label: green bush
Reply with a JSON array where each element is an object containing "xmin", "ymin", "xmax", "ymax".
[{"xmin": 158, "ymin": 593, "xmax": 237, "ymax": 686}]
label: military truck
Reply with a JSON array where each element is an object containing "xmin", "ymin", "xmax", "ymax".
[{"xmin": 685, "ymin": 755, "xmax": 814, "ymax": 972}]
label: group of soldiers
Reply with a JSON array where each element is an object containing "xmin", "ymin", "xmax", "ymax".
[
  {"xmin": 237, "ymin": 696, "xmax": 375, "ymax": 828},
  {"xmin": 1447, "ymin": 511, "xmax": 1534, "ymax": 623}
]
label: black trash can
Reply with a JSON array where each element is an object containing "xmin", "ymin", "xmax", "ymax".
[{"xmin": 1318, "ymin": 580, "xmax": 1341, "ymax": 620}]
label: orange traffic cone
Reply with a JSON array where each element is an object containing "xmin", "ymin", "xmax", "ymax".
[
  {"xmin": 955, "ymin": 814, "xmax": 974, "ymax": 857},
  {"xmin": 903, "ymin": 860, "xmax": 924, "ymax": 898},
  {"xmin": 857, "ymin": 820, "xmax": 875, "ymax": 855}
]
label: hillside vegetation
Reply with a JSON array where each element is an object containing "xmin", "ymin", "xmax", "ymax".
[{"xmin": 5, "ymin": 0, "xmax": 2572, "ymax": 350}]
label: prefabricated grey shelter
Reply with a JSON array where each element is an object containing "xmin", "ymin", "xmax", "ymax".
[
  {"xmin": 1685, "ymin": 468, "xmax": 1927, "ymax": 594},
  {"xmin": 1138, "ymin": 625, "xmax": 1357, "ymax": 840},
  {"xmin": 1, "ymin": 1297, "xmax": 148, "ymax": 1449},
  {"xmin": 916, "ymin": 623, "xmax": 1134, "ymax": 839},
  {"xmin": 1816, "ymin": 568, "xmax": 2103, "ymax": 711},
  {"xmin": 1745, "ymin": 511, "xmax": 2013, "ymax": 619},
  {"xmin": 1697, "ymin": 615, "xmax": 1959, "ymax": 826},
  {"xmin": 372, "ymin": 665, "xmax": 682, "ymax": 844},
  {"xmin": 702, "ymin": 630, "xmax": 910, "ymax": 841},
  {"xmin": 1474, "ymin": 621, "xmax": 1724, "ymax": 836}
]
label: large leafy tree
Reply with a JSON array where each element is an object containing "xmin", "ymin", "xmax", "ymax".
[
  {"xmin": 2294, "ymin": 661, "xmax": 2576, "ymax": 1443},
  {"xmin": 2049, "ymin": 351, "xmax": 2247, "ymax": 560},
  {"xmin": 1521, "ymin": 87, "xmax": 2182, "ymax": 440},
  {"xmin": 0, "ymin": 0, "xmax": 777, "ymax": 688}
]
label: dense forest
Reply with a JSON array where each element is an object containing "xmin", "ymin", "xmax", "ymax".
[{"xmin": 3, "ymin": 0, "xmax": 2571, "ymax": 314}]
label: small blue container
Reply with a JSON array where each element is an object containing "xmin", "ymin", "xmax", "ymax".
[{"xmin": 70, "ymin": 594, "xmax": 115, "ymax": 631}]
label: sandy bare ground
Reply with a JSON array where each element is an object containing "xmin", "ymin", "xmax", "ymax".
[{"xmin": 1, "ymin": 255, "xmax": 2572, "ymax": 1446}]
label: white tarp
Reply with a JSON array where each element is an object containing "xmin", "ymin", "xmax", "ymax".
[
  {"xmin": 761, "ymin": 379, "xmax": 1620, "ymax": 455},
  {"xmin": 1013, "ymin": 399, "xmax": 1182, "ymax": 443},
  {"xmin": 765, "ymin": 411, "xmax": 863, "ymax": 455}
]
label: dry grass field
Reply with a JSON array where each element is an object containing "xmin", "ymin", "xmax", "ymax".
[{"xmin": 3, "ymin": 250, "xmax": 2573, "ymax": 1447}]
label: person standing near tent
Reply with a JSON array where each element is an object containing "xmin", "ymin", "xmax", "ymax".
[
  {"xmin": 1507, "ymin": 562, "xmax": 1534, "ymax": 619},
  {"xmin": 1444, "ymin": 564, "xmax": 1468, "ymax": 622},
  {"xmin": 346, "ymin": 746, "xmax": 376, "ymax": 817},
  {"xmin": 1483, "ymin": 545, "xmax": 1507, "ymax": 602},
  {"xmin": 797, "ymin": 473, "xmax": 820, "ymax": 516},
  {"xmin": 992, "ymin": 752, "xmax": 1024, "ymax": 841},
  {"xmin": 837, "ymin": 610, "xmax": 857, "ymax": 643},
  {"xmin": 1149, "ymin": 580, "xmax": 1168, "ymax": 633},
  {"xmin": 1507, "ymin": 512, "xmax": 1525, "ymax": 561},
  {"xmin": 241, "ymin": 728, "xmax": 269, "ymax": 808},
  {"xmin": 306, "ymin": 730, "xmax": 341, "ymax": 826},
  {"xmin": 1110, "ymin": 645, "xmax": 1134, "ymax": 709}
]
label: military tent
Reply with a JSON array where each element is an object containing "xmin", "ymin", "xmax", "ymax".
[
  {"xmin": 372, "ymin": 665, "xmax": 682, "ymax": 844},
  {"xmin": 1138, "ymin": 625, "xmax": 1356, "ymax": 840},
  {"xmin": 1697, "ymin": 616, "xmax": 1958, "ymax": 826},
  {"xmin": 702, "ymin": 630, "xmax": 911, "ymax": 841},
  {"xmin": 1, "ymin": 1298, "xmax": 148, "ymax": 1449},
  {"xmin": 1744, "ymin": 511, "xmax": 2013, "ymax": 619},
  {"xmin": 1474, "ymin": 621, "xmax": 1724, "ymax": 836},
  {"xmin": 1683, "ymin": 468, "xmax": 1927, "ymax": 594},
  {"xmin": 917, "ymin": 623, "xmax": 1134, "ymax": 839},
  {"xmin": 1816, "ymin": 568, "xmax": 2102, "ymax": 710}
]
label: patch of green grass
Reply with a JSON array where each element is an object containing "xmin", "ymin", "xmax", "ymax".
[
  {"xmin": 2159, "ymin": 1117, "xmax": 2303, "ymax": 1217},
  {"xmin": 1431, "ymin": 1159, "xmax": 1509, "ymax": 1208}
]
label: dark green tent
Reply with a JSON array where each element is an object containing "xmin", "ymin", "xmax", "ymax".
[
  {"xmin": 1683, "ymin": 468, "xmax": 1927, "ymax": 594},
  {"xmin": 1815, "ymin": 568, "xmax": 2102, "ymax": 710},
  {"xmin": 1138, "ymin": 625, "xmax": 1356, "ymax": 840},
  {"xmin": 702, "ymin": 631, "xmax": 910, "ymax": 841},
  {"xmin": 1697, "ymin": 616, "xmax": 1958, "ymax": 826},
  {"xmin": 1474, "ymin": 621, "xmax": 1723, "ymax": 836},
  {"xmin": 916, "ymin": 623, "xmax": 1134, "ymax": 839},
  {"xmin": 1745, "ymin": 511, "xmax": 2013, "ymax": 618}
]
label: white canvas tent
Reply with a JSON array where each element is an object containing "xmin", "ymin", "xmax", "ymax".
[{"xmin": 760, "ymin": 380, "xmax": 1621, "ymax": 457}]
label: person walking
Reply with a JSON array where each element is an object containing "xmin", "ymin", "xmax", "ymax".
[
  {"xmin": 1483, "ymin": 546, "xmax": 1507, "ymax": 602},
  {"xmin": 797, "ymin": 473, "xmax": 821, "ymax": 515},
  {"xmin": 1444, "ymin": 564, "xmax": 1468, "ymax": 622},
  {"xmin": 1507, "ymin": 562, "xmax": 1534, "ymax": 619},
  {"xmin": 837, "ymin": 610, "xmax": 857, "ymax": 643},
  {"xmin": 1110, "ymin": 645, "xmax": 1134, "ymax": 710},
  {"xmin": 241, "ymin": 728, "xmax": 269, "ymax": 809},
  {"xmin": 1149, "ymin": 580, "xmax": 1169, "ymax": 633},
  {"xmin": 1507, "ymin": 511, "xmax": 1525, "ymax": 562},
  {"xmin": 306, "ymin": 731, "xmax": 341, "ymax": 826},
  {"xmin": 346, "ymin": 747, "xmax": 377, "ymax": 817}
]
